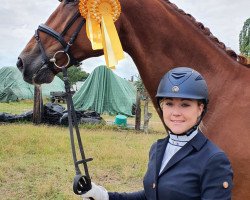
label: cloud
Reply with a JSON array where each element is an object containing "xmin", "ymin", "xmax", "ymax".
[
  {"xmin": 0, "ymin": 0, "xmax": 58, "ymax": 67},
  {"xmin": 81, "ymin": 53, "xmax": 138, "ymax": 80},
  {"xmin": 170, "ymin": 0, "xmax": 250, "ymax": 52}
]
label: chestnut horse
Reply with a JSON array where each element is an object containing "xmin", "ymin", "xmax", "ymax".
[{"xmin": 17, "ymin": 0, "xmax": 250, "ymax": 198}]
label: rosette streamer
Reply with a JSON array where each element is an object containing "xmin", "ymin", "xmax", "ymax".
[{"xmin": 79, "ymin": 0, "xmax": 124, "ymax": 68}]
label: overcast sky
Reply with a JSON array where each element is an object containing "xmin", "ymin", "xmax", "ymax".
[{"xmin": 0, "ymin": 0, "xmax": 249, "ymax": 79}]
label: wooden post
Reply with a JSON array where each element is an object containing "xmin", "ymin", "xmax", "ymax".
[
  {"xmin": 135, "ymin": 90, "xmax": 141, "ymax": 130},
  {"xmin": 33, "ymin": 85, "xmax": 44, "ymax": 124},
  {"xmin": 143, "ymin": 96, "xmax": 152, "ymax": 134}
]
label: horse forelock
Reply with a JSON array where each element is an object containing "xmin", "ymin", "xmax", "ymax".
[{"xmin": 163, "ymin": 0, "xmax": 249, "ymax": 68}]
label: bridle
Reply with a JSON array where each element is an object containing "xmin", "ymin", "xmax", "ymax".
[
  {"xmin": 35, "ymin": 11, "xmax": 85, "ymax": 73},
  {"xmin": 35, "ymin": 4, "xmax": 94, "ymax": 196}
]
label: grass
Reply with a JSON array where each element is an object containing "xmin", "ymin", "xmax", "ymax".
[
  {"xmin": 0, "ymin": 99, "xmax": 34, "ymax": 114},
  {"xmin": 0, "ymin": 123, "xmax": 163, "ymax": 200},
  {"xmin": 0, "ymin": 100, "xmax": 166, "ymax": 199}
]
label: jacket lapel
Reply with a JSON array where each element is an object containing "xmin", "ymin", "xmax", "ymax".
[
  {"xmin": 159, "ymin": 131, "xmax": 207, "ymax": 177},
  {"xmin": 155, "ymin": 137, "xmax": 169, "ymax": 180},
  {"xmin": 159, "ymin": 142, "xmax": 194, "ymax": 176}
]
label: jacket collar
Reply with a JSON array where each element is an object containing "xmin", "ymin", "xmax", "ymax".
[
  {"xmin": 155, "ymin": 131, "xmax": 207, "ymax": 178},
  {"xmin": 188, "ymin": 130, "xmax": 207, "ymax": 151}
]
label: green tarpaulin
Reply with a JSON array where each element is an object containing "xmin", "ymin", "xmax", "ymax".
[
  {"xmin": 73, "ymin": 65, "xmax": 136, "ymax": 116},
  {"xmin": 0, "ymin": 67, "xmax": 65, "ymax": 102}
]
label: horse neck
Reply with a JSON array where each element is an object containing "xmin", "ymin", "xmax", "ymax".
[{"xmin": 119, "ymin": 0, "xmax": 244, "ymax": 94}]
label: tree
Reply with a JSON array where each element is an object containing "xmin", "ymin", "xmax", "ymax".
[
  {"xmin": 134, "ymin": 76, "xmax": 152, "ymax": 133},
  {"xmin": 239, "ymin": 18, "xmax": 250, "ymax": 57},
  {"xmin": 57, "ymin": 66, "xmax": 89, "ymax": 85}
]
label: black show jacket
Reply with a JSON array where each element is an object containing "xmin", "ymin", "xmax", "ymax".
[{"xmin": 109, "ymin": 131, "xmax": 233, "ymax": 200}]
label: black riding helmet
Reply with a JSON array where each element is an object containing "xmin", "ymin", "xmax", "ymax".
[{"xmin": 156, "ymin": 67, "xmax": 209, "ymax": 135}]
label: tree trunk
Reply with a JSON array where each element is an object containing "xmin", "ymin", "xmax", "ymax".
[
  {"xmin": 135, "ymin": 90, "xmax": 141, "ymax": 130},
  {"xmin": 143, "ymin": 97, "xmax": 152, "ymax": 134},
  {"xmin": 33, "ymin": 85, "xmax": 44, "ymax": 124}
]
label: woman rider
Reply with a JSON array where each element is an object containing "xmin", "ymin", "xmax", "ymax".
[{"xmin": 82, "ymin": 67, "xmax": 233, "ymax": 200}]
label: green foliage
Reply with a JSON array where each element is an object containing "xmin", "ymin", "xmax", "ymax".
[
  {"xmin": 239, "ymin": 18, "xmax": 250, "ymax": 57},
  {"xmin": 57, "ymin": 66, "xmax": 89, "ymax": 85},
  {"xmin": 134, "ymin": 76, "xmax": 145, "ymax": 93},
  {"xmin": 134, "ymin": 76, "xmax": 149, "ymax": 100}
]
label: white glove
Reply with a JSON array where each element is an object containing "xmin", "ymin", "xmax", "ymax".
[{"xmin": 82, "ymin": 182, "xmax": 109, "ymax": 200}]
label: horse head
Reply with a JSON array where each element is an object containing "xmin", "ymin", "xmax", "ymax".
[{"xmin": 17, "ymin": 0, "xmax": 119, "ymax": 84}]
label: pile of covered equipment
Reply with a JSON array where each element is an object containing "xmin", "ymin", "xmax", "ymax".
[
  {"xmin": 0, "ymin": 67, "xmax": 65, "ymax": 102},
  {"xmin": 73, "ymin": 65, "xmax": 136, "ymax": 116},
  {"xmin": 0, "ymin": 103, "xmax": 103, "ymax": 125}
]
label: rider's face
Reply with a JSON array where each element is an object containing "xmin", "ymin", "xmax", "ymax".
[{"xmin": 161, "ymin": 98, "xmax": 204, "ymax": 134}]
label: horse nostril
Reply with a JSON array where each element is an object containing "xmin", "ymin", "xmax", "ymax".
[{"xmin": 16, "ymin": 57, "xmax": 23, "ymax": 70}]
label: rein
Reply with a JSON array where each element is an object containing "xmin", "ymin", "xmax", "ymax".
[
  {"xmin": 35, "ymin": 11, "xmax": 94, "ymax": 196},
  {"xmin": 62, "ymin": 66, "xmax": 93, "ymax": 196}
]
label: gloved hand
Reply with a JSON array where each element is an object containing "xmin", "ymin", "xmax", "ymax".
[{"xmin": 82, "ymin": 182, "xmax": 109, "ymax": 200}]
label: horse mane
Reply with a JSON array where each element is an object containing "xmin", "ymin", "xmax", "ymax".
[{"xmin": 163, "ymin": 0, "xmax": 250, "ymax": 68}]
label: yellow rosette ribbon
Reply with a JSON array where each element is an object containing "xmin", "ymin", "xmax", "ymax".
[{"xmin": 79, "ymin": 0, "xmax": 124, "ymax": 68}]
